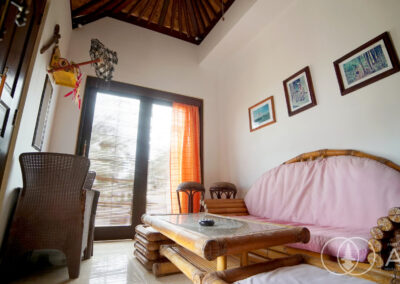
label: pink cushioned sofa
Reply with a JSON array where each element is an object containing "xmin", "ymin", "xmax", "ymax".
[{"xmin": 235, "ymin": 149, "xmax": 400, "ymax": 265}]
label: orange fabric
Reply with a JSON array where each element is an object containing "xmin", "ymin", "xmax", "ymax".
[{"xmin": 170, "ymin": 103, "xmax": 201, "ymax": 214}]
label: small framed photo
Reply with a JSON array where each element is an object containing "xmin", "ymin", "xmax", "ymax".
[
  {"xmin": 32, "ymin": 75, "xmax": 53, "ymax": 151},
  {"xmin": 283, "ymin": 66, "xmax": 317, "ymax": 117},
  {"xmin": 248, "ymin": 96, "xmax": 276, "ymax": 132},
  {"xmin": 334, "ymin": 32, "xmax": 400, "ymax": 96}
]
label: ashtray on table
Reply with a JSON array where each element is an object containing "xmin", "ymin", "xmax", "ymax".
[{"xmin": 199, "ymin": 219, "xmax": 215, "ymax": 226}]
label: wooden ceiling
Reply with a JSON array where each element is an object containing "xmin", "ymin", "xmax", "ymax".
[{"xmin": 70, "ymin": 0, "xmax": 235, "ymax": 44}]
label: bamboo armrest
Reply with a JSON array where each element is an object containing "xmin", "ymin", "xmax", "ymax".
[{"xmin": 202, "ymin": 255, "xmax": 304, "ymax": 284}]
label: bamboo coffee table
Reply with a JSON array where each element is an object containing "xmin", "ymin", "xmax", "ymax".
[{"xmin": 142, "ymin": 213, "xmax": 310, "ymax": 274}]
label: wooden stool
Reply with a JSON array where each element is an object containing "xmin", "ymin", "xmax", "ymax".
[
  {"xmin": 176, "ymin": 182, "xmax": 205, "ymax": 213},
  {"xmin": 134, "ymin": 224, "xmax": 178, "ymax": 276},
  {"xmin": 210, "ymin": 182, "xmax": 237, "ymax": 199}
]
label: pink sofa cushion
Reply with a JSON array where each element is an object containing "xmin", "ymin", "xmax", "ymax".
[
  {"xmin": 244, "ymin": 156, "xmax": 400, "ymax": 230},
  {"xmin": 238, "ymin": 215, "xmax": 370, "ymax": 261}
]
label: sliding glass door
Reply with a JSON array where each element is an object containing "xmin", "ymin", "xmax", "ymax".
[
  {"xmin": 78, "ymin": 88, "xmax": 172, "ymax": 240},
  {"xmin": 146, "ymin": 104, "xmax": 172, "ymax": 214},
  {"xmin": 89, "ymin": 93, "xmax": 141, "ymax": 228},
  {"xmin": 77, "ymin": 77, "xmax": 202, "ymax": 240}
]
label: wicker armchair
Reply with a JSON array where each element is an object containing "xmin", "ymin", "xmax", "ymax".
[{"xmin": 4, "ymin": 153, "xmax": 98, "ymax": 279}]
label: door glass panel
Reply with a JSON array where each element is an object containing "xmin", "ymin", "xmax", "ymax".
[
  {"xmin": 89, "ymin": 92, "xmax": 140, "ymax": 227},
  {"xmin": 146, "ymin": 104, "xmax": 172, "ymax": 214}
]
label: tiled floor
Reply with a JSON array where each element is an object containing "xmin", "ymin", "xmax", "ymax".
[{"xmin": 10, "ymin": 241, "xmax": 191, "ymax": 284}]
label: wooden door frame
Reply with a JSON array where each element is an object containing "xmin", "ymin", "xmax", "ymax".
[
  {"xmin": 0, "ymin": 0, "xmax": 47, "ymax": 181},
  {"xmin": 77, "ymin": 76, "xmax": 203, "ymax": 240}
]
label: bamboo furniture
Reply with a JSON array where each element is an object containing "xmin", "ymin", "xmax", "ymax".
[
  {"xmin": 4, "ymin": 153, "xmax": 97, "ymax": 279},
  {"xmin": 204, "ymin": 199, "xmax": 248, "ymax": 216},
  {"xmin": 133, "ymin": 224, "xmax": 177, "ymax": 275},
  {"xmin": 177, "ymin": 182, "xmax": 205, "ymax": 213},
  {"xmin": 367, "ymin": 207, "xmax": 400, "ymax": 271},
  {"xmin": 209, "ymin": 182, "xmax": 237, "ymax": 199},
  {"xmin": 142, "ymin": 213, "xmax": 310, "ymax": 282},
  {"xmin": 159, "ymin": 244, "xmax": 243, "ymax": 284},
  {"xmin": 206, "ymin": 148, "xmax": 400, "ymax": 283},
  {"xmin": 283, "ymin": 149, "xmax": 400, "ymax": 172}
]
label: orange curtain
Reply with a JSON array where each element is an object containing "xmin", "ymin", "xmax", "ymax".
[{"xmin": 170, "ymin": 102, "xmax": 201, "ymax": 214}]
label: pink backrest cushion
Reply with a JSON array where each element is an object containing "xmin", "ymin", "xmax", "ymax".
[{"xmin": 244, "ymin": 156, "xmax": 400, "ymax": 229}]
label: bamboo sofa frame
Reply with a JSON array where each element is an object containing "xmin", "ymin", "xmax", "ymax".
[{"xmin": 204, "ymin": 149, "xmax": 400, "ymax": 284}]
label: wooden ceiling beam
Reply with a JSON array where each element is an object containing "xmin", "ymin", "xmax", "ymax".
[
  {"xmin": 185, "ymin": 0, "xmax": 199, "ymax": 37},
  {"xmin": 72, "ymin": 0, "xmax": 102, "ymax": 17},
  {"xmin": 148, "ymin": 0, "xmax": 160, "ymax": 24},
  {"xmin": 111, "ymin": 0, "xmax": 133, "ymax": 13},
  {"xmin": 191, "ymin": 0, "xmax": 205, "ymax": 34},
  {"xmin": 177, "ymin": 0, "xmax": 182, "ymax": 34},
  {"xmin": 71, "ymin": 0, "xmax": 235, "ymax": 44},
  {"xmin": 169, "ymin": 0, "xmax": 178, "ymax": 31},
  {"xmin": 138, "ymin": 0, "xmax": 152, "ymax": 21},
  {"xmin": 110, "ymin": 14, "xmax": 199, "ymax": 44},
  {"xmin": 73, "ymin": 0, "xmax": 126, "ymax": 26},
  {"xmin": 127, "ymin": 0, "xmax": 142, "ymax": 15},
  {"xmin": 203, "ymin": 0, "xmax": 218, "ymax": 16},
  {"xmin": 197, "ymin": 0, "xmax": 211, "ymax": 25},
  {"xmin": 158, "ymin": 0, "xmax": 170, "ymax": 25},
  {"xmin": 181, "ymin": 0, "xmax": 192, "ymax": 37}
]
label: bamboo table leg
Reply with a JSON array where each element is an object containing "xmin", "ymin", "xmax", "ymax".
[
  {"xmin": 240, "ymin": 251, "xmax": 248, "ymax": 267},
  {"xmin": 217, "ymin": 256, "xmax": 227, "ymax": 271}
]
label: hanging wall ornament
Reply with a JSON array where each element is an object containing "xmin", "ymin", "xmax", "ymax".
[
  {"xmin": 46, "ymin": 30, "xmax": 118, "ymax": 109},
  {"xmin": 89, "ymin": 39, "xmax": 118, "ymax": 81}
]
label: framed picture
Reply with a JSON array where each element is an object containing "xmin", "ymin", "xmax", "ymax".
[
  {"xmin": 283, "ymin": 66, "xmax": 317, "ymax": 116},
  {"xmin": 334, "ymin": 32, "xmax": 400, "ymax": 96},
  {"xmin": 248, "ymin": 96, "xmax": 276, "ymax": 132},
  {"xmin": 32, "ymin": 75, "xmax": 53, "ymax": 151}
]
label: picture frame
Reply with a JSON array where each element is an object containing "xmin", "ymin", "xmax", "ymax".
[
  {"xmin": 248, "ymin": 96, "xmax": 276, "ymax": 132},
  {"xmin": 333, "ymin": 32, "xmax": 400, "ymax": 96},
  {"xmin": 32, "ymin": 75, "xmax": 53, "ymax": 151},
  {"xmin": 283, "ymin": 66, "xmax": 317, "ymax": 116}
]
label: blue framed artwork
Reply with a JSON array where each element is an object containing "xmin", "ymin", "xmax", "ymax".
[
  {"xmin": 248, "ymin": 96, "xmax": 276, "ymax": 132},
  {"xmin": 283, "ymin": 66, "xmax": 317, "ymax": 116},
  {"xmin": 334, "ymin": 32, "xmax": 400, "ymax": 96}
]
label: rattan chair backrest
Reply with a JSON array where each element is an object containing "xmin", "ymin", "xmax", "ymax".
[{"xmin": 18, "ymin": 152, "xmax": 90, "ymax": 226}]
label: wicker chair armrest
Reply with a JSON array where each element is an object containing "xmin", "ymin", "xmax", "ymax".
[
  {"xmin": 13, "ymin": 187, "xmax": 22, "ymax": 199},
  {"xmin": 82, "ymin": 189, "xmax": 100, "ymax": 259},
  {"xmin": 81, "ymin": 189, "xmax": 95, "ymax": 255}
]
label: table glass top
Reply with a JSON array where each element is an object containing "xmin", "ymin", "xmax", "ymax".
[{"xmin": 153, "ymin": 213, "xmax": 286, "ymax": 238}]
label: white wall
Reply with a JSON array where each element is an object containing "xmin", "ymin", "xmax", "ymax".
[
  {"xmin": 0, "ymin": 0, "xmax": 72, "ymax": 244},
  {"xmin": 48, "ymin": 17, "xmax": 220, "ymax": 191},
  {"xmin": 213, "ymin": 0, "xmax": 400, "ymax": 196},
  {"xmin": 46, "ymin": 0, "xmax": 400, "ymax": 200}
]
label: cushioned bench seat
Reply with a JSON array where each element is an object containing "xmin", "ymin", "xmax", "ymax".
[
  {"xmin": 238, "ymin": 215, "xmax": 370, "ymax": 261},
  {"xmin": 234, "ymin": 263, "xmax": 374, "ymax": 284},
  {"xmin": 242, "ymin": 156, "xmax": 400, "ymax": 262}
]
